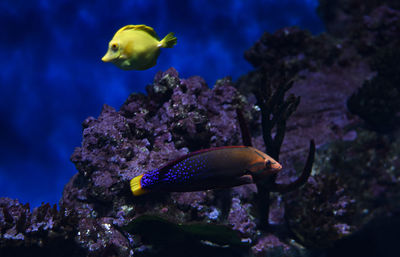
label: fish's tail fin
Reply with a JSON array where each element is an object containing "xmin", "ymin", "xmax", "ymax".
[
  {"xmin": 159, "ymin": 32, "xmax": 177, "ymax": 48},
  {"xmin": 130, "ymin": 175, "xmax": 148, "ymax": 196}
]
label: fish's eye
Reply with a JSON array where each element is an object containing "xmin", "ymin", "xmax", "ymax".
[
  {"xmin": 265, "ymin": 160, "xmax": 272, "ymax": 168},
  {"xmin": 111, "ymin": 43, "xmax": 118, "ymax": 51}
]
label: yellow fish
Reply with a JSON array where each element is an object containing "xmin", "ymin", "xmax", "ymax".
[{"xmin": 102, "ymin": 25, "xmax": 177, "ymax": 70}]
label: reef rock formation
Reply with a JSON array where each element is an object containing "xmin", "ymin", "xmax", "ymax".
[
  {"xmin": 63, "ymin": 68, "xmax": 261, "ymax": 256},
  {"xmin": 234, "ymin": 2, "xmax": 400, "ymax": 255},
  {"xmin": 0, "ymin": 198, "xmax": 83, "ymax": 257},
  {"xmin": 317, "ymin": 0, "xmax": 400, "ymax": 37}
]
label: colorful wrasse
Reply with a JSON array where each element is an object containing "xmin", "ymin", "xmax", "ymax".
[{"xmin": 130, "ymin": 146, "xmax": 282, "ymax": 196}]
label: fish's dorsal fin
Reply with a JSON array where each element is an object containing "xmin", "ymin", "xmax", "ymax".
[
  {"xmin": 157, "ymin": 146, "xmax": 249, "ymax": 172},
  {"xmin": 116, "ymin": 25, "xmax": 159, "ymax": 40}
]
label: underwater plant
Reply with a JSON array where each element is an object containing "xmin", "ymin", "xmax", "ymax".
[
  {"xmin": 237, "ymin": 74, "xmax": 315, "ymax": 228},
  {"xmin": 123, "ymin": 215, "xmax": 250, "ymax": 257}
]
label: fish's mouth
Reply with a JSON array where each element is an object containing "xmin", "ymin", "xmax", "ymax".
[
  {"xmin": 247, "ymin": 159, "xmax": 282, "ymax": 182},
  {"xmin": 101, "ymin": 54, "xmax": 112, "ymax": 62},
  {"xmin": 265, "ymin": 160, "xmax": 282, "ymax": 173},
  {"xmin": 102, "ymin": 52, "xmax": 119, "ymax": 62}
]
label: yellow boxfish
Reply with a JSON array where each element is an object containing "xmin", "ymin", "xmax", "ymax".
[
  {"xmin": 102, "ymin": 24, "xmax": 177, "ymax": 70},
  {"xmin": 130, "ymin": 146, "xmax": 282, "ymax": 196}
]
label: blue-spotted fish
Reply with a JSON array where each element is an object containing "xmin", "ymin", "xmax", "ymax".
[
  {"xmin": 130, "ymin": 146, "xmax": 282, "ymax": 196},
  {"xmin": 102, "ymin": 24, "xmax": 177, "ymax": 70}
]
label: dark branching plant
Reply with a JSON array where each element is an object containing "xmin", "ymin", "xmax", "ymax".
[{"xmin": 237, "ymin": 71, "xmax": 315, "ymax": 229}]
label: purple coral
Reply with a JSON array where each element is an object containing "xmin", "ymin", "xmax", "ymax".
[
  {"xmin": 61, "ymin": 68, "xmax": 260, "ymax": 255},
  {"xmin": 0, "ymin": 198, "xmax": 83, "ymax": 256}
]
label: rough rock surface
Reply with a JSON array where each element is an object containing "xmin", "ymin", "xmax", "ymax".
[
  {"xmin": 317, "ymin": 0, "xmax": 400, "ymax": 37},
  {"xmin": 0, "ymin": 198, "xmax": 83, "ymax": 256},
  {"xmin": 63, "ymin": 68, "xmax": 261, "ymax": 256},
  {"xmin": 234, "ymin": 2, "xmax": 400, "ymax": 255}
]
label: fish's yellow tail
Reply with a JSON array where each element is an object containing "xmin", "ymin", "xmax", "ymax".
[
  {"xmin": 130, "ymin": 175, "xmax": 148, "ymax": 196},
  {"xmin": 159, "ymin": 32, "xmax": 177, "ymax": 48}
]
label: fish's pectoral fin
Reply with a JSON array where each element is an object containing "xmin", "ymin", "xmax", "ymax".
[
  {"xmin": 236, "ymin": 174, "xmax": 254, "ymax": 185},
  {"xmin": 121, "ymin": 59, "xmax": 132, "ymax": 67}
]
